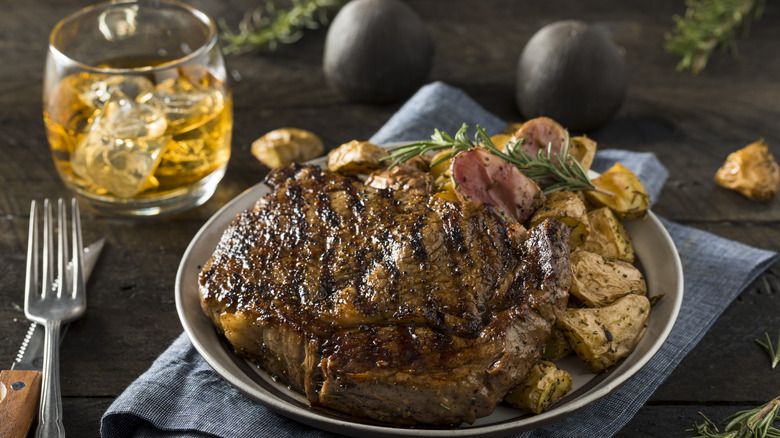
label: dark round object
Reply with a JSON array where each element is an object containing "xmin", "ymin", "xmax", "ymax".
[
  {"xmin": 323, "ymin": 0, "xmax": 433, "ymax": 103},
  {"xmin": 515, "ymin": 20, "xmax": 627, "ymax": 132}
]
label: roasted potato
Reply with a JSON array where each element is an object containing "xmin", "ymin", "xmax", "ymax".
[
  {"xmin": 251, "ymin": 127, "xmax": 324, "ymax": 169},
  {"xmin": 569, "ymin": 135, "xmax": 597, "ymax": 172},
  {"xmin": 569, "ymin": 250, "xmax": 647, "ymax": 307},
  {"xmin": 504, "ymin": 360, "xmax": 573, "ymax": 414},
  {"xmin": 431, "ymin": 156, "xmax": 459, "ymax": 201},
  {"xmin": 327, "ymin": 140, "xmax": 388, "ymax": 176},
  {"xmin": 529, "ymin": 191, "xmax": 590, "ymax": 248},
  {"xmin": 715, "ymin": 139, "xmax": 780, "ymax": 201},
  {"xmin": 541, "ymin": 327, "xmax": 573, "ymax": 361},
  {"xmin": 580, "ymin": 207, "xmax": 635, "ymax": 263},
  {"xmin": 435, "ymin": 172, "xmax": 457, "ymax": 193},
  {"xmin": 490, "ymin": 133, "xmax": 514, "ymax": 151},
  {"xmin": 556, "ymin": 294, "xmax": 651, "ymax": 373},
  {"xmin": 429, "ymin": 149, "xmax": 454, "ymax": 179},
  {"xmin": 584, "ymin": 163, "xmax": 650, "ymax": 220}
]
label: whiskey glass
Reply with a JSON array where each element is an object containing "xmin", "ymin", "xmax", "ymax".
[{"xmin": 44, "ymin": 0, "xmax": 232, "ymax": 217}]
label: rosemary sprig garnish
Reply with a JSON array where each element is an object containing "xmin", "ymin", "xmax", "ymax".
[
  {"xmin": 756, "ymin": 330, "xmax": 780, "ymax": 369},
  {"xmin": 665, "ymin": 0, "xmax": 765, "ymax": 75},
  {"xmin": 385, "ymin": 123, "xmax": 606, "ymax": 195},
  {"xmin": 220, "ymin": 0, "xmax": 347, "ymax": 55},
  {"xmin": 385, "ymin": 124, "xmax": 477, "ymax": 171},
  {"xmin": 686, "ymin": 395, "xmax": 780, "ymax": 438}
]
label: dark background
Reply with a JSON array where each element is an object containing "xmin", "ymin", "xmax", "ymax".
[{"xmin": 1, "ymin": 1, "xmax": 779, "ymax": 436}]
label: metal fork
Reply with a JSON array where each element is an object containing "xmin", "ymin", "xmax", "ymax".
[{"xmin": 24, "ymin": 198, "xmax": 85, "ymax": 438}]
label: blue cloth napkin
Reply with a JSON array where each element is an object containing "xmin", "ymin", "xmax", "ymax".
[{"xmin": 101, "ymin": 82, "xmax": 777, "ymax": 438}]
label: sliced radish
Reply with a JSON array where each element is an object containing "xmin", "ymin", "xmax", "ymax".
[
  {"xmin": 451, "ymin": 149, "xmax": 545, "ymax": 223},
  {"xmin": 509, "ymin": 116, "xmax": 567, "ymax": 160}
]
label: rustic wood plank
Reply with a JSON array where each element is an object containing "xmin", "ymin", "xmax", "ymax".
[
  {"xmin": 62, "ymin": 397, "xmax": 113, "ymax": 438},
  {"xmin": 1, "ymin": 0, "xmax": 779, "ymax": 436},
  {"xmin": 615, "ymin": 404, "xmax": 767, "ymax": 438}
]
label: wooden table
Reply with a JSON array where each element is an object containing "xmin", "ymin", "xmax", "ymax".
[{"xmin": 1, "ymin": 1, "xmax": 778, "ymax": 436}]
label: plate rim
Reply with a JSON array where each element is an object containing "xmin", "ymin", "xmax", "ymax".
[{"xmin": 175, "ymin": 159, "xmax": 684, "ymax": 437}]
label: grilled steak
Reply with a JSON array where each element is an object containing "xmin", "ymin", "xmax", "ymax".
[{"xmin": 199, "ymin": 164, "xmax": 571, "ymax": 425}]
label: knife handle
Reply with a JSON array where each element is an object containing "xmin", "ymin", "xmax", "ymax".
[{"xmin": 0, "ymin": 369, "xmax": 42, "ymax": 438}]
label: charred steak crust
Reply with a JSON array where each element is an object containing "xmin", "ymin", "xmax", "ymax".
[{"xmin": 199, "ymin": 164, "xmax": 571, "ymax": 425}]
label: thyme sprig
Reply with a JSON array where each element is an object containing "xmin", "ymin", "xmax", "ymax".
[
  {"xmin": 756, "ymin": 330, "xmax": 780, "ymax": 369},
  {"xmin": 220, "ymin": 0, "xmax": 347, "ymax": 55},
  {"xmin": 686, "ymin": 395, "xmax": 780, "ymax": 438},
  {"xmin": 385, "ymin": 123, "xmax": 606, "ymax": 195},
  {"xmin": 665, "ymin": 0, "xmax": 765, "ymax": 74}
]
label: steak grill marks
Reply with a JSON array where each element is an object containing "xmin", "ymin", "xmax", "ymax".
[{"xmin": 199, "ymin": 164, "xmax": 571, "ymax": 426}]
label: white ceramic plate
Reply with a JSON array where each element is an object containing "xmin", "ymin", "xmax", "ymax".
[{"xmin": 176, "ymin": 158, "xmax": 683, "ymax": 437}]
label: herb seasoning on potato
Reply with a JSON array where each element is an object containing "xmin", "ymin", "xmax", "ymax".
[{"xmin": 557, "ymin": 294, "xmax": 651, "ymax": 373}]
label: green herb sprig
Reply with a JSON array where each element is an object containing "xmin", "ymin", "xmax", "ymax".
[
  {"xmin": 385, "ymin": 123, "xmax": 606, "ymax": 195},
  {"xmin": 220, "ymin": 0, "xmax": 347, "ymax": 55},
  {"xmin": 686, "ymin": 395, "xmax": 780, "ymax": 438},
  {"xmin": 385, "ymin": 124, "xmax": 477, "ymax": 170},
  {"xmin": 757, "ymin": 330, "xmax": 780, "ymax": 369},
  {"xmin": 665, "ymin": 0, "xmax": 765, "ymax": 75}
]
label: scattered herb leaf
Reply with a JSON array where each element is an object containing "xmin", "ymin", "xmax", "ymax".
[
  {"xmin": 665, "ymin": 0, "xmax": 765, "ymax": 74},
  {"xmin": 648, "ymin": 294, "xmax": 666, "ymax": 307},
  {"xmin": 756, "ymin": 330, "xmax": 780, "ymax": 369},
  {"xmin": 686, "ymin": 395, "xmax": 780, "ymax": 438},
  {"xmin": 220, "ymin": 0, "xmax": 348, "ymax": 55}
]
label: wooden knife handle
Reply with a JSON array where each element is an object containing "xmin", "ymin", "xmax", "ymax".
[{"xmin": 0, "ymin": 369, "xmax": 42, "ymax": 438}]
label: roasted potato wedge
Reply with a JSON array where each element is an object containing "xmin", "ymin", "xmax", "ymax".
[
  {"xmin": 585, "ymin": 163, "xmax": 650, "ymax": 220},
  {"xmin": 529, "ymin": 191, "xmax": 590, "ymax": 248},
  {"xmin": 490, "ymin": 133, "xmax": 514, "ymax": 151},
  {"xmin": 570, "ymin": 250, "xmax": 647, "ymax": 307},
  {"xmin": 504, "ymin": 360, "xmax": 573, "ymax": 414},
  {"xmin": 556, "ymin": 294, "xmax": 651, "ymax": 373},
  {"xmin": 251, "ymin": 127, "xmax": 324, "ymax": 169},
  {"xmin": 541, "ymin": 327, "xmax": 573, "ymax": 361},
  {"xmin": 580, "ymin": 207, "xmax": 635, "ymax": 263},
  {"xmin": 429, "ymin": 149, "xmax": 454, "ymax": 179},
  {"xmin": 569, "ymin": 136, "xmax": 597, "ymax": 172},
  {"xmin": 327, "ymin": 140, "xmax": 388, "ymax": 176},
  {"xmin": 715, "ymin": 139, "xmax": 780, "ymax": 201}
]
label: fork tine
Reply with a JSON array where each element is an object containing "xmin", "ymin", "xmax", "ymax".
[
  {"xmin": 56, "ymin": 198, "xmax": 68, "ymax": 299},
  {"xmin": 42, "ymin": 199, "xmax": 54, "ymax": 299},
  {"xmin": 25, "ymin": 200, "xmax": 39, "ymax": 305},
  {"xmin": 71, "ymin": 198, "xmax": 84, "ymax": 300}
]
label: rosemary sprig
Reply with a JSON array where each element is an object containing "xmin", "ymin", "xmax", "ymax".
[
  {"xmin": 385, "ymin": 124, "xmax": 477, "ymax": 171},
  {"xmin": 686, "ymin": 395, "xmax": 780, "ymax": 438},
  {"xmin": 756, "ymin": 330, "xmax": 780, "ymax": 369},
  {"xmin": 220, "ymin": 0, "xmax": 347, "ymax": 55},
  {"xmin": 385, "ymin": 123, "xmax": 604, "ymax": 195},
  {"xmin": 665, "ymin": 0, "xmax": 765, "ymax": 75}
]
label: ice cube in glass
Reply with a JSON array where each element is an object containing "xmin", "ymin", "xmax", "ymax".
[
  {"xmin": 82, "ymin": 75, "xmax": 155, "ymax": 110},
  {"xmin": 71, "ymin": 93, "xmax": 169, "ymax": 198},
  {"xmin": 140, "ymin": 77, "xmax": 224, "ymax": 134}
]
